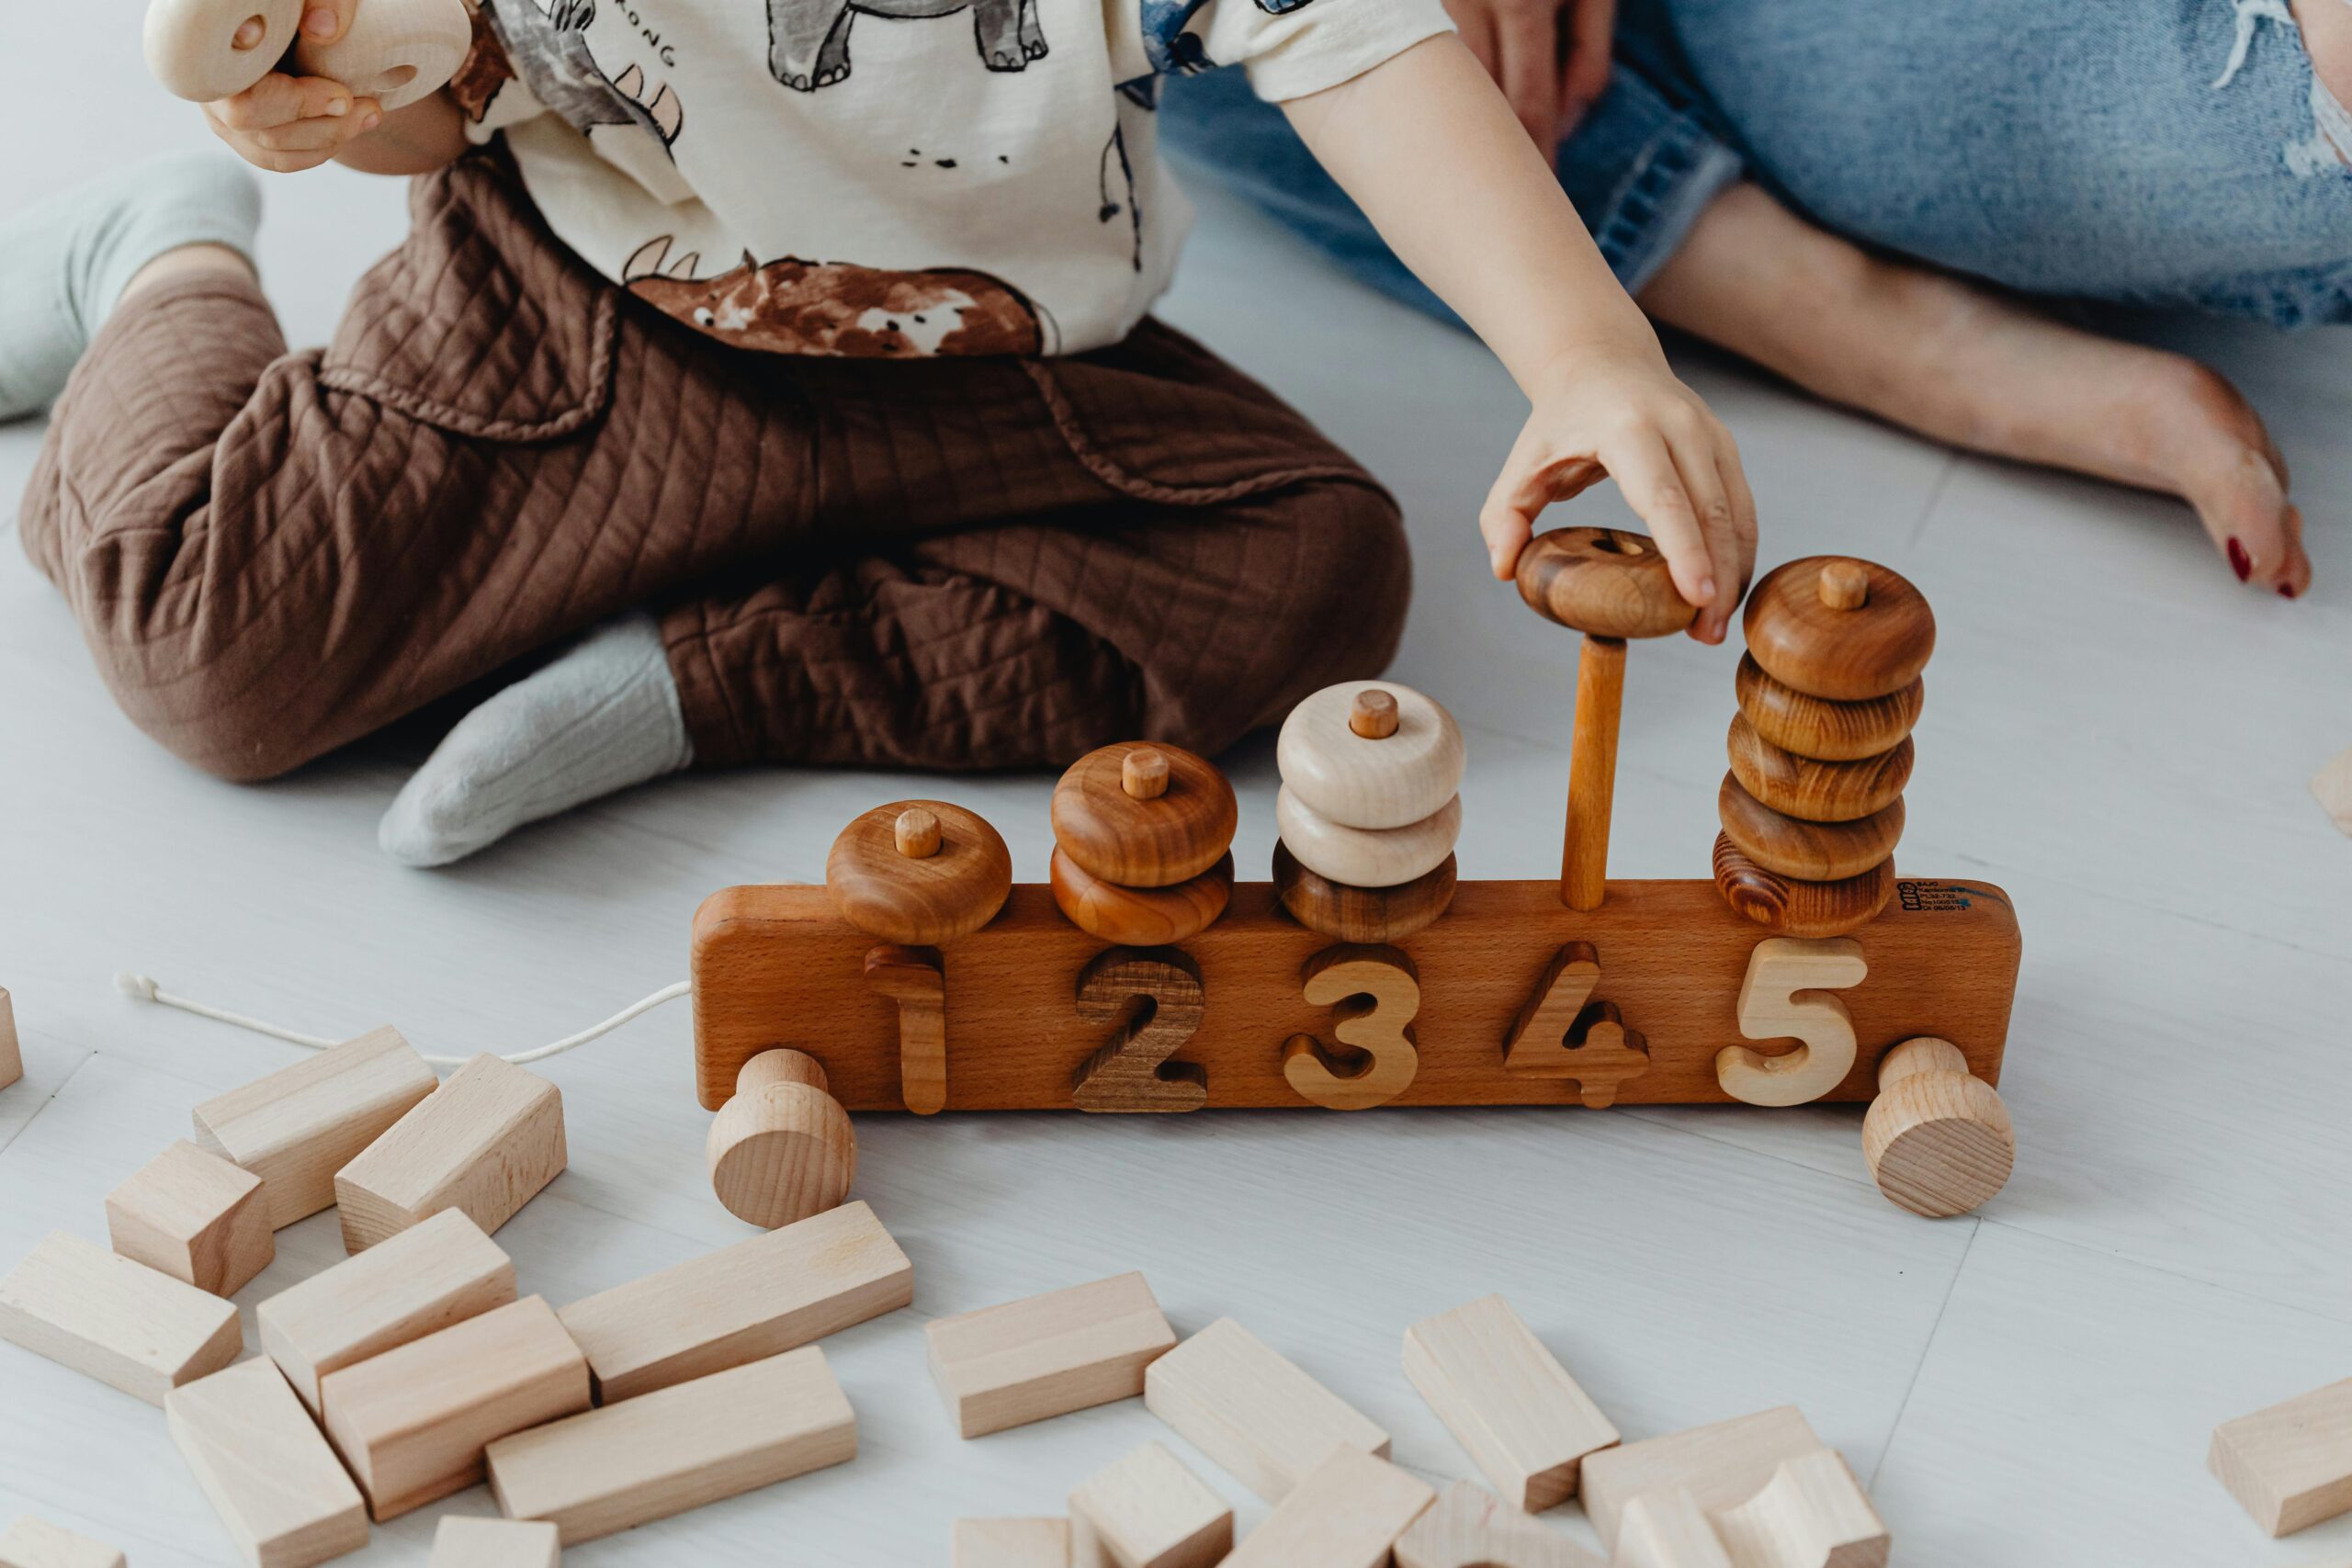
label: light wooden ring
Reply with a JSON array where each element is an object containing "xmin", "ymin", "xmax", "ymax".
[
  {"xmin": 1736, "ymin": 653, "xmax": 1922, "ymax": 761},
  {"xmin": 1276, "ymin": 680, "xmax": 1464, "ymax": 830},
  {"xmin": 1743, "ymin": 556, "xmax": 1935, "ymax": 700},
  {"xmin": 1514, "ymin": 526, "xmax": 1696, "ymax": 639},
  {"xmin": 1052, "ymin": 741, "xmax": 1237, "ymax": 888},
  {"xmin": 1727, "ymin": 714, "xmax": 1912, "ymax": 824},
  {"xmin": 1718, "ymin": 773, "xmax": 1903, "ymax": 881},
  {"xmin": 144, "ymin": 0, "xmax": 303, "ymax": 101},
  {"xmin": 1272, "ymin": 842, "xmax": 1457, "ymax": 942},
  {"xmin": 826, "ymin": 799, "xmax": 1012, "ymax": 945},
  {"xmin": 1050, "ymin": 849, "xmax": 1234, "ymax": 946},
  {"xmin": 292, "ymin": 0, "xmax": 476, "ymax": 111},
  {"xmin": 1275, "ymin": 787, "xmax": 1460, "ymax": 888},
  {"xmin": 1712, "ymin": 833, "xmax": 1894, "ymax": 938}
]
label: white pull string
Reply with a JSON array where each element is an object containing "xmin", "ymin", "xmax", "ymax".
[{"xmin": 115, "ymin": 973, "xmax": 691, "ymax": 1069}]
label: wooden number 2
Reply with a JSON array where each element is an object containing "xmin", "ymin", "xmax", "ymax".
[
  {"xmin": 1717, "ymin": 936, "xmax": 1869, "ymax": 1106},
  {"xmin": 1072, "ymin": 948, "xmax": 1208, "ymax": 1112},
  {"xmin": 1284, "ymin": 945, "xmax": 1419, "ymax": 1111}
]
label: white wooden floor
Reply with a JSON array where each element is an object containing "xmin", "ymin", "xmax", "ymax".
[{"xmin": 6, "ymin": 15, "xmax": 2352, "ymax": 1565}]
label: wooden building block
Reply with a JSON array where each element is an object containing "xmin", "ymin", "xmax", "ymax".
[
  {"xmin": 1143, "ymin": 1315, "xmax": 1389, "ymax": 1501},
  {"xmin": 320, "ymin": 1294, "xmax": 590, "ymax": 1522},
  {"xmin": 165, "ymin": 1358, "xmax": 369, "ymax": 1568},
  {"xmin": 430, "ymin": 1517, "xmax": 560, "ymax": 1567},
  {"xmin": 0, "ymin": 988, "xmax": 20, "ymax": 1092},
  {"xmin": 334, "ymin": 1053, "xmax": 566, "ymax": 1253},
  {"xmin": 1401, "ymin": 1294, "xmax": 1619, "ymax": 1511},
  {"xmin": 1617, "ymin": 1450, "xmax": 1886, "ymax": 1568},
  {"xmin": 557, "ymin": 1199, "xmax": 910, "ymax": 1404},
  {"xmin": 1220, "ymin": 1445, "xmax": 1435, "ymax": 1568},
  {"xmin": 2211, "ymin": 1376, "xmax": 2352, "ymax": 1537},
  {"xmin": 2312, "ymin": 746, "xmax": 2352, "ymax": 836},
  {"xmin": 105, "ymin": 1140, "xmax": 275, "ymax": 1297},
  {"xmin": 1395, "ymin": 1481, "xmax": 1603, "ymax": 1568},
  {"xmin": 1068, "ymin": 1441, "xmax": 1232, "ymax": 1568},
  {"xmin": 0, "ymin": 1517, "xmax": 125, "ymax": 1568},
  {"xmin": 258, "ymin": 1207, "xmax": 515, "ymax": 1416},
  {"xmin": 954, "ymin": 1518, "xmax": 1072, "ymax": 1568},
  {"xmin": 0, "ymin": 1230, "xmax": 242, "ymax": 1404},
  {"xmin": 926, "ymin": 1271, "xmax": 1177, "ymax": 1438},
  {"xmin": 193, "ymin": 1027, "xmax": 438, "ymax": 1227},
  {"xmin": 1578, "ymin": 1407, "xmax": 1825, "ymax": 1553},
  {"xmin": 486, "ymin": 1346, "xmax": 855, "ymax": 1543}
]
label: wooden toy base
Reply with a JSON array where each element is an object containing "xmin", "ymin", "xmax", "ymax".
[{"xmin": 692, "ymin": 877, "xmax": 2018, "ymax": 1113}]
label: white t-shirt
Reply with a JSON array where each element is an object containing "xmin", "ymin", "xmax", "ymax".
[{"xmin": 462, "ymin": 0, "xmax": 1451, "ymax": 356}]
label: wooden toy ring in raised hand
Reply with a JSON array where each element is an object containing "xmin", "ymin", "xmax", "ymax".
[
  {"xmin": 144, "ymin": 0, "xmax": 474, "ymax": 109},
  {"xmin": 1514, "ymin": 526, "xmax": 1697, "ymax": 640}
]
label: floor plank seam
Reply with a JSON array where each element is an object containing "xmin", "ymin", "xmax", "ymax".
[
  {"xmin": 1974, "ymin": 1213, "xmax": 2352, "ymax": 1334},
  {"xmin": 1867, "ymin": 1214, "xmax": 1980, "ymax": 1492},
  {"xmin": 0, "ymin": 1047, "xmax": 96, "ymax": 1158},
  {"xmin": 1905, "ymin": 454, "xmax": 1960, "ymax": 547}
]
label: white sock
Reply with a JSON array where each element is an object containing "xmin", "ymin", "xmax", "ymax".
[
  {"xmin": 379, "ymin": 613, "xmax": 695, "ymax": 867},
  {"xmin": 0, "ymin": 151, "xmax": 262, "ymax": 421}
]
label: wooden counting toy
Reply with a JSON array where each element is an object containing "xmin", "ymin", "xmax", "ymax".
[
  {"xmin": 687, "ymin": 533, "xmax": 2026, "ymax": 1217},
  {"xmin": 143, "ymin": 0, "xmax": 474, "ymax": 110}
]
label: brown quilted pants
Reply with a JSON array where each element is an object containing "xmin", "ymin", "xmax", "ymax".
[{"xmin": 19, "ymin": 152, "xmax": 1409, "ymax": 783}]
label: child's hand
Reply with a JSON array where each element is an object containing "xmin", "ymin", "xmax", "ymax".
[
  {"xmin": 1480, "ymin": 343, "xmax": 1757, "ymax": 643},
  {"xmin": 206, "ymin": 73, "xmax": 384, "ymax": 173}
]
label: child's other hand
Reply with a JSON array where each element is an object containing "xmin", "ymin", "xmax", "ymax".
[
  {"xmin": 1479, "ymin": 343, "xmax": 1757, "ymax": 643},
  {"xmin": 1440, "ymin": 0, "xmax": 1616, "ymax": 148},
  {"xmin": 202, "ymin": 2, "xmax": 378, "ymax": 173}
]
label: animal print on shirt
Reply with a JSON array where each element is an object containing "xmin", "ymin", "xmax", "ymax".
[
  {"xmin": 484, "ymin": 0, "xmax": 684, "ymax": 148},
  {"xmin": 624, "ymin": 237, "xmax": 1047, "ymax": 356},
  {"xmin": 767, "ymin": 0, "xmax": 1049, "ymax": 91}
]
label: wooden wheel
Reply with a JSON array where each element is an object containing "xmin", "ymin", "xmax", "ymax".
[
  {"xmin": 706, "ymin": 1050, "xmax": 856, "ymax": 1229},
  {"xmin": 1863, "ymin": 1038, "xmax": 2014, "ymax": 1217}
]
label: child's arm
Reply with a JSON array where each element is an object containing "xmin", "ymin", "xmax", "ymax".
[
  {"xmin": 206, "ymin": 79, "xmax": 467, "ymax": 175},
  {"xmin": 1282, "ymin": 34, "xmax": 1754, "ymax": 641}
]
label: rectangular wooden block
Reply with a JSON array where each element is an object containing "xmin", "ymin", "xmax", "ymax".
[
  {"xmin": 2312, "ymin": 747, "xmax": 2352, "ymax": 836},
  {"xmin": 334, "ymin": 1053, "xmax": 566, "ymax": 1253},
  {"xmin": 0, "ymin": 988, "xmax": 20, "ymax": 1093},
  {"xmin": 557, "ymin": 1200, "xmax": 910, "ymax": 1404},
  {"xmin": 0, "ymin": 1517, "xmax": 125, "ymax": 1568},
  {"xmin": 193, "ymin": 1027, "xmax": 438, "ymax": 1227},
  {"xmin": 1069, "ymin": 1440, "xmax": 1232, "ymax": 1568},
  {"xmin": 1401, "ymin": 1294, "xmax": 1619, "ymax": 1511},
  {"xmin": 166, "ymin": 1358, "xmax": 369, "ymax": 1568},
  {"xmin": 2211, "ymin": 1377, "xmax": 2352, "ymax": 1537},
  {"xmin": 429, "ymin": 1517, "xmax": 561, "ymax": 1567},
  {"xmin": 927, "ymin": 1271, "xmax": 1177, "ymax": 1438},
  {"xmin": 258, "ymin": 1206, "xmax": 516, "ymax": 1416},
  {"xmin": 321, "ymin": 1294, "xmax": 591, "ymax": 1522},
  {"xmin": 106, "ymin": 1139, "xmax": 275, "ymax": 1297},
  {"xmin": 486, "ymin": 1346, "xmax": 856, "ymax": 1544},
  {"xmin": 1221, "ymin": 1445, "xmax": 1435, "ymax": 1568},
  {"xmin": 0, "ymin": 1231, "xmax": 243, "ymax": 1404},
  {"xmin": 1578, "ymin": 1406, "xmax": 1824, "ymax": 1553},
  {"xmin": 1396, "ymin": 1482, "xmax": 1604, "ymax": 1568},
  {"xmin": 1143, "ymin": 1315, "xmax": 1389, "ymax": 1502},
  {"xmin": 954, "ymin": 1518, "xmax": 1072, "ymax": 1568}
]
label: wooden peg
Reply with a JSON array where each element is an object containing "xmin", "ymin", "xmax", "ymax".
[
  {"xmin": 1072, "ymin": 950, "xmax": 1209, "ymax": 1112},
  {"xmin": 1717, "ymin": 938, "xmax": 1868, "ymax": 1107},
  {"xmin": 1816, "ymin": 560, "xmax": 1871, "ymax": 611},
  {"xmin": 1350, "ymin": 689, "xmax": 1401, "ymax": 739},
  {"xmin": 2210, "ymin": 1376, "xmax": 2352, "ymax": 1537},
  {"xmin": 706, "ymin": 1050, "xmax": 856, "ymax": 1228},
  {"xmin": 865, "ymin": 945, "xmax": 947, "ymax": 1114},
  {"xmin": 105, "ymin": 1139, "xmax": 274, "ymax": 1297},
  {"xmin": 0, "ymin": 1517, "xmax": 126, "ymax": 1568},
  {"xmin": 1395, "ymin": 1482, "xmax": 1602, "ymax": 1568},
  {"xmin": 334, "ymin": 1053, "xmax": 567, "ymax": 1254},
  {"xmin": 1563, "ymin": 633, "xmax": 1626, "ymax": 912},
  {"xmin": 896, "ymin": 807, "xmax": 944, "ymax": 859},
  {"xmin": 1862, "ymin": 1039, "xmax": 2013, "ymax": 1217},
  {"xmin": 1068, "ymin": 1441, "xmax": 1233, "ymax": 1568},
  {"xmin": 1123, "ymin": 748, "xmax": 1172, "ymax": 799},
  {"xmin": 924, "ymin": 1271, "xmax": 1176, "ymax": 1438},
  {"xmin": 1283, "ymin": 946, "xmax": 1420, "ymax": 1111}
]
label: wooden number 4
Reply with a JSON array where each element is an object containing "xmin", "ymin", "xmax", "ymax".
[
  {"xmin": 1718, "ymin": 936, "xmax": 1869, "ymax": 1106},
  {"xmin": 1284, "ymin": 946, "xmax": 1420, "ymax": 1111},
  {"xmin": 1072, "ymin": 949, "xmax": 1209, "ymax": 1112},
  {"xmin": 1502, "ymin": 942, "xmax": 1650, "ymax": 1107}
]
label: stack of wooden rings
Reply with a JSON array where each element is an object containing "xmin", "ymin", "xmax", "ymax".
[
  {"xmin": 1713, "ymin": 557, "xmax": 1935, "ymax": 938},
  {"xmin": 1050, "ymin": 743, "xmax": 1238, "ymax": 945},
  {"xmin": 1272, "ymin": 682, "xmax": 1466, "ymax": 942}
]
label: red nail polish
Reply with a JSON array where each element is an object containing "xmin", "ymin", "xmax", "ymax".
[
  {"xmin": 2227, "ymin": 537, "xmax": 2251, "ymax": 581},
  {"xmin": 2279, "ymin": 582, "xmax": 2299, "ymax": 600}
]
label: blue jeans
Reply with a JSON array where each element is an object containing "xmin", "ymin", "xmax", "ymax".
[{"xmin": 1159, "ymin": 0, "xmax": 2352, "ymax": 329}]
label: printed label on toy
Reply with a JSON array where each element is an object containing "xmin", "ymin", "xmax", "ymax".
[{"xmin": 1896, "ymin": 881, "xmax": 2010, "ymax": 914}]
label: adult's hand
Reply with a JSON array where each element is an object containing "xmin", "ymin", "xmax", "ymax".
[{"xmin": 1440, "ymin": 0, "xmax": 1615, "ymax": 151}]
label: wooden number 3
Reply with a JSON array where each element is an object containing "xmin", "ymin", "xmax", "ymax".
[
  {"xmin": 1284, "ymin": 945, "xmax": 1420, "ymax": 1111},
  {"xmin": 1072, "ymin": 949, "xmax": 1208, "ymax": 1112},
  {"xmin": 1717, "ymin": 936, "xmax": 1868, "ymax": 1106}
]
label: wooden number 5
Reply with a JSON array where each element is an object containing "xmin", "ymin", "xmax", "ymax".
[
  {"xmin": 1717, "ymin": 937, "xmax": 1869, "ymax": 1106},
  {"xmin": 1072, "ymin": 949, "xmax": 1208, "ymax": 1112},
  {"xmin": 1284, "ymin": 945, "xmax": 1419, "ymax": 1111}
]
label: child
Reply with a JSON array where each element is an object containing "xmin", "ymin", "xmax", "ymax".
[{"xmin": 4, "ymin": 0, "xmax": 1753, "ymax": 863}]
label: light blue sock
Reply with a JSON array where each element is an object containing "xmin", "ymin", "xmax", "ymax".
[{"xmin": 0, "ymin": 151, "xmax": 262, "ymax": 421}]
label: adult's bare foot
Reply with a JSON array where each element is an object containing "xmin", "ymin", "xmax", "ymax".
[{"xmin": 1641, "ymin": 183, "xmax": 2312, "ymax": 597}]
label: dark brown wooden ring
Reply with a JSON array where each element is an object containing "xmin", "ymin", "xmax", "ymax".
[
  {"xmin": 1272, "ymin": 842, "xmax": 1457, "ymax": 943},
  {"xmin": 1743, "ymin": 556, "xmax": 1935, "ymax": 700},
  {"xmin": 1736, "ymin": 653, "xmax": 1923, "ymax": 761},
  {"xmin": 1515, "ymin": 526, "xmax": 1696, "ymax": 640},
  {"xmin": 826, "ymin": 799, "xmax": 1012, "ymax": 944},
  {"xmin": 1052, "ymin": 741, "xmax": 1238, "ymax": 888},
  {"xmin": 1713, "ymin": 833, "xmax": 1894, "ymax": 939},
  {"xmin": 1727, "ymin": 713, "xmax": 1912, "ymax": 823},
  {"xmin": 1718, "ymin": 773, "xmax": 1903, "ymax": 881},
  {"xmin": 1050, "ymin": 850, "xmax": 1234, "ymax": 947}
]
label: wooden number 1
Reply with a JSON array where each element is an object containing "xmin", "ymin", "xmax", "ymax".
[
  {"xmin": 1284, "ymin": 945, "xmax": 1420, "ymax": 1111},
  {"xmin": 1718, "ymin": 936, "xmax": 1868, "ymax": 1106},
  {"xmin": 1072, "ymin": 949, "xmax": 1209, "ymax": 1112},
  {"xmin": 865, "ymin": 945, "xmax": 946, "ymax": 1115}
]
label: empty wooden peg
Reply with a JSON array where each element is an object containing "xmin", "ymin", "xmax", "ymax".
[
  {"xmin": 865, "ymin": 945, "xmax": 947, "ymax": 1114},
  {"xmin": 1861, "ymin": 1038, "xmax": 2013, "ymax": 1217},
  {"xmin": 706, "ymin": 1050, "xmax": 856, "ymax": 1229}
]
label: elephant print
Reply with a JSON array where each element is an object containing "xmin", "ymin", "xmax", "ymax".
[
  {"xmin": 767, "ymin": 0, "xmax": 1047, "ymax": 91},
  {"xmin": 624, "ymin": 237, "xmax": 1048, "ymax": 356}
]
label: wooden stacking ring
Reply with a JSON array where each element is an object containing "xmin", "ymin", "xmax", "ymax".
[
  {"xmin": 1275, "ymin": 786, "xmax": 1460, "ymax": 888},
  {"xmin": 1050, "ymin": 849, "xmax": 1234, "ymax": 946},
  {"xmin": 1276, "ymin": 681, "xmax": 1464, "ymax": 831},
  {"xmin": 1863, "ymin": 1039, "xmax": 2015, "ymax": 1218},
  {"xmin": 1743, "ymin": 556, "xmax": 1935, "ymax": 701},
  {"xmin": 1718, "ymin": 773, "xmax": 1903, "ymax": 882},
  {"xmin": 1712, "ymin": 833, "xmax": 1894, "ymax": 938},
  {"xmin": 1727, "ymin": 714, "xmax": 1912, "ymax": 824},
  {"xmin": 826, "ymin": 799, "xmax": 1012, "ymax": 945},
  {"xmin": 1272, "ymin": 842, "xmax": 1457, "ymax": 942},
  {"xmin": 1736, "ymin": 654, "xmax": 1923, "ymax": 761},
  {"xmin": 1053, "ymin": 741, "xmax": 1237, "ymax": 888},
  {"xmin": 1514, "ymin": 526, "xmax": 1697, "ymax": 640}
]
